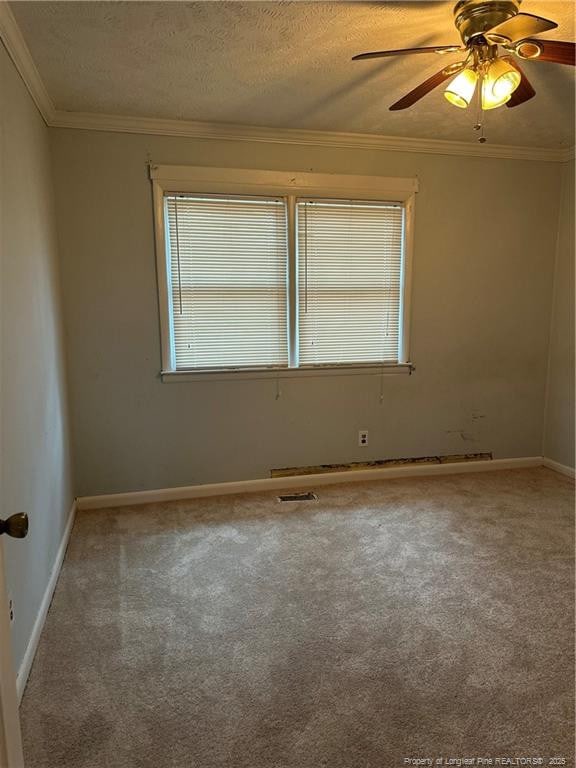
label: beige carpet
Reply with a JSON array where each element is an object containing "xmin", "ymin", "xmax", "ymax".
[{"xmin": 21, "ymin": 468, "xmax": 574, "ymax": 768}]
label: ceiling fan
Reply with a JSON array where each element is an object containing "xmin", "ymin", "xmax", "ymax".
[{"xmin": 352, "ymin": 0, "xmax": 575, "ymax": 115}]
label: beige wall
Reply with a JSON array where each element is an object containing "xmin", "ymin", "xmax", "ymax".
[
  {"xmin": 50, "ymin": 128, "xmax": 564, "ymax": 496},
  {"xmin": 0, "ymin": 43, "xmax": 74, "ymax": 673},
  {"xmin": 544, "ymin": 160, "xmax": 575, "ymax": 468}
]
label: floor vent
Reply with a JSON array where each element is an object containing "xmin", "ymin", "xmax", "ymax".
[{"xmin": 277, "ymin": 492, "xmax": 318, "ymax": 502}]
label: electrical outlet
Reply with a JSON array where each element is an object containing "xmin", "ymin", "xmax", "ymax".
[
  {"xmin": 358, "ymin": 430, "xmax": 369, "ymax": 447},
  {"xmin": 8, "ymin": 596, "xmax": 14, "ymax": 625}
]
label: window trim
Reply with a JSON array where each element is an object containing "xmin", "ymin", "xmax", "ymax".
[{"xmin": 151, "ymin": 165, "xmax": 418, "ymax": 379}]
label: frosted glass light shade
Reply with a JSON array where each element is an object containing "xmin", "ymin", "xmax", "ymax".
[
  {"xmin": 444, "ymin": 69, "xmax": 478, "ymax": 109},
  {"xmin": 483, "ymin": 58, "xmax": 521, "ymax": 109},
  {"xmin": 481, "ymin": 77, "xmax": 511, "ymax": 109}
]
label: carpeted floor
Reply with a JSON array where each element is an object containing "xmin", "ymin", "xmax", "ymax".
[{"xmin": 21, "ymin": 468, "xmax": 574, "ymax": 768}]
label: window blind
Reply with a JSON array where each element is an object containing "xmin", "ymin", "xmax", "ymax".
[
  {"xmin": 166, "ymin": 195, "xmax": 288, "ymax": 370},
  {"xmin": 296, "ymin": 199, "xmax": 404, "ymax": 366}
]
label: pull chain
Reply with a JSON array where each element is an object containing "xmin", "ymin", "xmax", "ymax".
[{"xmin": 473, "ymin": 68, "xmax": 487, "ymax": 144}]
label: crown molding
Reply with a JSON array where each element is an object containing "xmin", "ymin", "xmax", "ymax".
[
  {"xmin": 0, "ymin": 1, "xmax": 573, "ymax": 163},
  {"xmin": 0, "ymin": 1, "xmax": 55, "ymax": 123},
  {"xmin": 50, "ymin": 109, "xmax": 573, "ymax": 163}
]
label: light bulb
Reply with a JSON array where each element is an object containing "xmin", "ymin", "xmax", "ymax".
[{"xmin": 444, "ymin": 68, "xmax": 478, "ymax": 109}]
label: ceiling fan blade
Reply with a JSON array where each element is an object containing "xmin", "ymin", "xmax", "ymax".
[
  {"xmin": 503, "ymin": 59, "xmax": 536, "ymax": 108},
  {"xmin": 352, "ymin": 45, "xmax": 462, "ymax": 61},
  {"xmin": 485, "ymin": 12, "xmax": 558, "ymax": 44},
  {"xmin": 513, "ymin": 38, "xmax": 576, "ymax": 66},
  {"xmin": 389, "ymin": 64, "xmax": 463, "ymax": 111}
]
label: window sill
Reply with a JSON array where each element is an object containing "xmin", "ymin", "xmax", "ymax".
[{"xmin": 160, "ymin": 363, "xmax": 414, "ymax": 383}]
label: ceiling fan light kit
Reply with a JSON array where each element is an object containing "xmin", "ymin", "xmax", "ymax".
[
  {"xmin": 352, "ymin": 0, "xmax": 575, "ymax": 140},
  {"xmin": 445, "ymin": 53, "xmax": 521, "ymax": 110}
]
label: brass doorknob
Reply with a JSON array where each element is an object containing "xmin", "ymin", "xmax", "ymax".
[{"xmin": 0, "ymin": 513, "xmax": 29, "ymax": 538}]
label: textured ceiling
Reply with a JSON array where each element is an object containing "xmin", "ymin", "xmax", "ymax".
[{"xmin": 9, "ymin": 0, "xmax": 576, "ymax": 147}]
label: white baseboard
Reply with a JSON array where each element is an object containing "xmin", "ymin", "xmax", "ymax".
[
  {"xmin": 542, "ymin": 457, "xmax": 576, "ymax": 479},
  {"xmin": 77, "ymin": 456, "xmax": 543, "ymax": 511},
  {"xmin": 16, "ymin": 500, "xmax": 77, "ymax": 702}
]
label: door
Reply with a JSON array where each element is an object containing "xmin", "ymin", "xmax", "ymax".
[{"xmin": 0, "ymin": 532, "xmax": 24, "ymax": 767}]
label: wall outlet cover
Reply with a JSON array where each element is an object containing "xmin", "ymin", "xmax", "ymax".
[{"xmin": 359, "ymin": 430, "xmax": 369, "ymax": 446}]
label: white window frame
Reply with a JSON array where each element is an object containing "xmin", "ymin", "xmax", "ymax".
[{"xmin": 151, "ymin": 165, "xmax": 418, "ymax": 382}]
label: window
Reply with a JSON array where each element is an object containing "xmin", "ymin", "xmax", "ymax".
[{"xmin": 152, "ymin": 166, "xmax": 417, "ymax": 378}]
